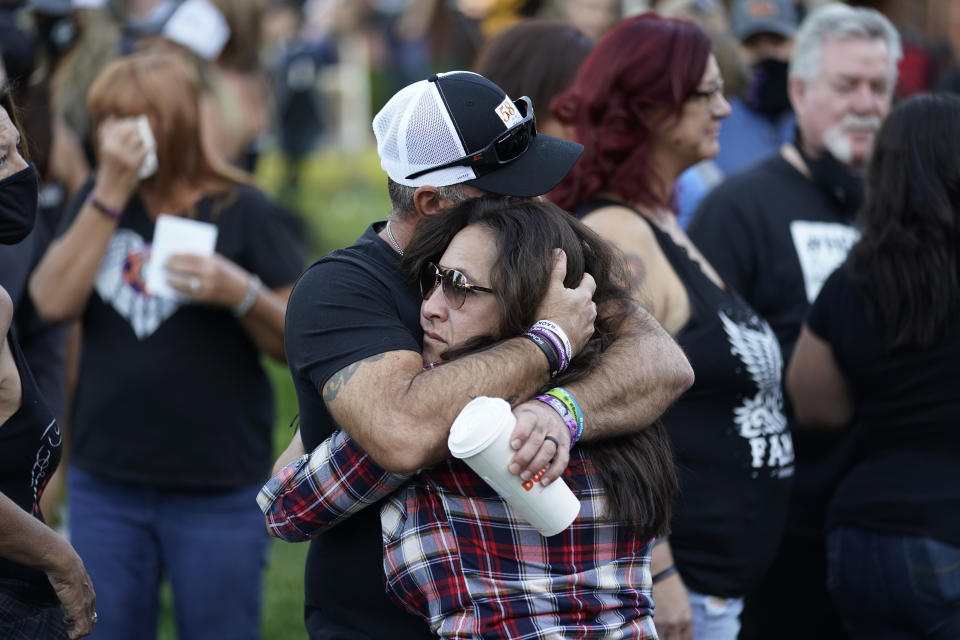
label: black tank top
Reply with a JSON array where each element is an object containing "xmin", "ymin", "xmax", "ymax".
[
  {"xmin": 0, "ymin": 328, "xmax": 61, "ymax": 602},
  {"xmin": 575, "ymin": 200, "xmax": 793, "ymax": 596}
]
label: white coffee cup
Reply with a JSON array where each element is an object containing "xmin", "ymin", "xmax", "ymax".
[{"xmin": 448, "ymin": 396, "xmax": 580, "ymax": 537}]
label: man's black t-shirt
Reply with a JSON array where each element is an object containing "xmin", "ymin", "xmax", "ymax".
[
  {"xmin": 808, "ymin": 267, "xmax": 960, "ymax": 547},
  {"xmin": 65, "ymin": 183, "xmax": 304, "ymax": 488},
  {"xmin": 688, "ymin": 154, "xmax": 859, "ymax": 535},
  {"xmin": 285, "ymin": 223, "xmax": 430, "ymax": 639}
]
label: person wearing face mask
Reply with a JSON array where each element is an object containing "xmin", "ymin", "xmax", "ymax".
[
  {"xmin": 674, "ymin": 0, "xmax": 799, "ymax": 227},
  {"xmin": 0, "ymin": 88, "xmax": 96, "ymax": 640},
  {"xmin": 718, "ymin": 0, "xmax": 798, "ymax": 175},
  {"xmin": 688, "ymin": 5, "xmax": 902, "ymax": 639}
]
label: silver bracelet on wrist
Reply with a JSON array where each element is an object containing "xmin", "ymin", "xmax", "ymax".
[{"xmin": 233, "ymin": 274, "xmax": 262, "ymax": 317}]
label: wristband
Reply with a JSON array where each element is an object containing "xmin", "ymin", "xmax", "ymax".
[
  {"xmin": 522, "ymin": 332, "xmax": 559, "ymax": 376},
  {"xmin": 528, "ymin": 326, "xmax": 568, "ymax": 373},
  {"xmin": 532, "ymin": 320, "xmax": 572, "ymax": 362},
  {"xmin": 233, "ymin": 274, "xmax": 262, "ymax": 317},
  {"xmin": 85, "ymin": 194, "xmax": 123, "ymax": 220},
  {"xmin": 545, "ymin": 387, "xmax": 583, "ymax": 443},
  {"xmin": 652, "ymin": 565, "xmax": 678, "ymax": 584},
  {"xmin": 534, "ymin": 394, "xmax": 579, "ymax": 449}
]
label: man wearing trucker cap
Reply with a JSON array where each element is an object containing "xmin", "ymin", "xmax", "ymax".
[{"xmin": 282, "ymin": 71, "xmax": 693, "ymax": 639}]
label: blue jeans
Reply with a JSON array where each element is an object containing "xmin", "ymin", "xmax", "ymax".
[
  {"xmin": 688, "ymin": 589, "xmax": 743, "ymax": 640},
  {"xmin": 827, "ymin": 526, "xmax": 960, "ymax": 639},
  {"xmin": 68, "ymin": 467, "xmax": 268, "ymax": 640}
]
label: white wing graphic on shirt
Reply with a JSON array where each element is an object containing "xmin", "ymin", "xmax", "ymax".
[
  {"xmin": 720, "ymin": 311, "xmax": 783, "ymax": 394},
  {"xmin": 719, "ymin": 311, "xmax": 792, "ymax": 472}
]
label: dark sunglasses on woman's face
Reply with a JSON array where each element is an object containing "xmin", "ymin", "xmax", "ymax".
[
  {"xmin": 420, "ymin": 262, "xmax": 494, "ymax": 310},
  {"xmin": 404, "ymin": 96, "xmax": 537, "ymax": 180}
]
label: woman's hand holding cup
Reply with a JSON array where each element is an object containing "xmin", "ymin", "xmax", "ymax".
[{"xmin": 508, "ymin": 400, "xmax": 571, "ymax": 487}]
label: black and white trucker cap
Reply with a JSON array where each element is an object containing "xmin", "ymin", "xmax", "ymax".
[{"xmin": 373, "ymin": 71, "xmax": 582, "ymax": 198}]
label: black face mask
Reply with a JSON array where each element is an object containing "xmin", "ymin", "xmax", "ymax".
[
  {"xmin": 0, "ymin": 163, "xmax": 39, "ymax": 245},
  {"xmin": 793, "ymin": 129, "xmax": 862, "ymax": 215},
  {"xmin": 745, "ymin": 58, "xmax": 791, "ymax": 118}
]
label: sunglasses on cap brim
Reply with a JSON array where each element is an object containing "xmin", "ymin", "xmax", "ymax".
[{"xmin": 405, "ymin": 96, "xmax": 537, "ymax": 181}]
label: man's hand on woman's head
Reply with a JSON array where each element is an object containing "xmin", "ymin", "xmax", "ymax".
[
  {"xmin": 507, "ymin": 400, "xmax": 571, "ymax": 486},
  {"xmin": 534, "ymin": 249, "xmax": 597, "ymax": 356}
]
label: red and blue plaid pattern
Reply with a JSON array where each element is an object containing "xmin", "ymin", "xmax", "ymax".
[{"xmin": 259, "ymin": 432, "xmax": 658, "ymax": 639}]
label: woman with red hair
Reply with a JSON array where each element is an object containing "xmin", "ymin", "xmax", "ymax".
[{"xmin": 552, "ymin": 13, "xmax": 793, "ymax": 640}]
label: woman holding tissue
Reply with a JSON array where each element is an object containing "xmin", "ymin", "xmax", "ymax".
[
  {"xmin": 29, "ymin": 52, "xmax": 304, "ymax": 640},
  {"xmin": 260, "ymin": 197, "xmax": 677, "ymax": 639}
]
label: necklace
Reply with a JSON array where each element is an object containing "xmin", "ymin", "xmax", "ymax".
[{"xmin": 385, "ymin": 220, "xmax": 403, "ymax": 255}]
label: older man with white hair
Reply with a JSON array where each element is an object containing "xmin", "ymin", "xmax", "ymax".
[{"xmin": 687, "ymin": 4, "xmax": 901, "ymax": 639}]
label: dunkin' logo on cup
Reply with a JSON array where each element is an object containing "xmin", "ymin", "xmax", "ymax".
[
  {"xmin": 495, "ymin": 98, "xmax": 523, "ymax": 128},
  {"xmin": 522, "ymin": 465, "xmax": 549, "ymax": 491}
]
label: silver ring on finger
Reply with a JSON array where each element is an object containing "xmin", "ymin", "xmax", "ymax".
[
  {"xmin": 189, "ymin": 275, "xmax": 201, "ymax": 295},
  {"xmin": 92, "ymin": 612, "xmax": 99, "ymax": 624}
]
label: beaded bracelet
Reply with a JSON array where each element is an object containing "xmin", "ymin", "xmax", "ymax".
[
  {"xmin": 534, "ymin": 394, "xmax": 579, "ymax": 449},
  {"xmin": 522, "ymin": 332, "xmax": 559, "ymax": 376},
  {"xmin": 544, "ymin": 387, "xmax": 584, "ymax": 443}
]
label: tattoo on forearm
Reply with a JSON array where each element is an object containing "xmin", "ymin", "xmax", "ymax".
[{"xmin": 322, "ymin": 353, "xmax": 386, "ymax": 403}]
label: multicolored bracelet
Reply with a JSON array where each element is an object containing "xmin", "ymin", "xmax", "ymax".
[
  {"xmin": 534, "ymin": 393, "xmax": 579, "ymax": 449},
  {"xmin": 545, "ymin": 387, "xmax": 584, "ymax": 444}
]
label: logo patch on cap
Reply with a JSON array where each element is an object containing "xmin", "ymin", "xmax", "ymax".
[
  {"xmin": 747, "ymin": 0, "xmax": 778, "ymax": 18},
  {"xmin": 495, "ymin": 97, "xmax": 523, "ymax": 129}
]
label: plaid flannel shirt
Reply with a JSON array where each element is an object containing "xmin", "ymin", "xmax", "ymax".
[{"xmin": 258, "ymin": 432, "xmax": 657, "ymax": 639}]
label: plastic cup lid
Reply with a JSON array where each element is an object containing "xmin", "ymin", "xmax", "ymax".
[{"xmin": 448, "ymin": 397, "xmax": 514, "ymax": 459}]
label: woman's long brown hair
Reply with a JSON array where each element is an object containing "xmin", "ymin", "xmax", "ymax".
[{"xmin": 403, "ymin": 197, "xmax": 677, "ymax": 539}]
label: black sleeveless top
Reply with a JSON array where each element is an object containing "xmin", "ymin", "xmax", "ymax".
[
  {"xmin": 0, "ymin": 328, "xmax": 61, "ymax": 603},
  {"xmin": 575, "ymin": 200, "xmax": 793, "ymax": 597}
]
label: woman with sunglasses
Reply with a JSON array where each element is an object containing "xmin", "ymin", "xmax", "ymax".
[
  {"xmin": 550, "ymin": 13, "xmax": 791, "ymax": 640},
  {"xmin": 260, "ymin": 196, "xmax": 677, "ymax": 639}
]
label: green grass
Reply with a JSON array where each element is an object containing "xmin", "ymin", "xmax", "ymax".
[{"xmin": 157, "ymin": 147, "xmax": 391, "ymax": 639}]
